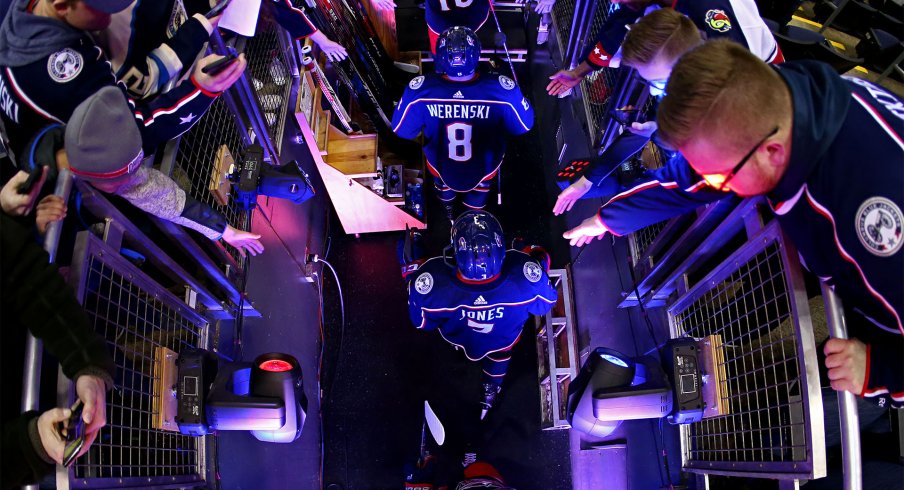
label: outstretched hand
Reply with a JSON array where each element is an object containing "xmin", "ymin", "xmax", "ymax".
[
  {"xmin": 553, "ymin": 176, "xmax": 592, "ymax": 215},
  {"xmin": 370, "ymin": 0, "xmax": 397, "ymax": 10},
  {"xmin": 311, "ymin": 31, "xmax": 349, "ymax": 63},
  {"xmin": 535, "ymin": 0, "xmax": 556, "ymax": 14},
  {"xmin": 546, "ymin": 69, "xmax": 582, "ymax": 96},
  {"xmin": 222, "ymin": 225, "xmax": 264, "ymax": 257},
  {"xmin": 75, "ymin": 374, "xmax": 108, "ymax": 457},
  {"xmin": 563, "ymin": 214, "xmax": 610, "ymax": 247}
]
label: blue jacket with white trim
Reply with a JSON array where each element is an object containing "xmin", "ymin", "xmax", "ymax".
[
  {"xmin": 392, "ymin": 71, "xmax": 533, "ymax": 192},
  {"xmin": 592, "ymin": 61, "xmax": 904, "ymax": 408},
  {"xmin": 407, "ymin": 251, "xmax": 557, "ymax": 361}
]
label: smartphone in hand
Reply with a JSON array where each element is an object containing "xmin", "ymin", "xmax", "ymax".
[
  {"xmin": 206, "ymin": 0, "xmax": 232, "ymax": 18},
  {"xmin": 58, "ymin": 400, "xmax": 86, "ymax": 467},
  {"xmin": 201, "ymin": 53, "xmax": 238, "ymax": 76}
]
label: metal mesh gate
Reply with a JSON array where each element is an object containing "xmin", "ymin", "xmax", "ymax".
[
  {"xmin": 668, "ymin": 223, "xmax": 825, "ymax": 479},
  {"xmin": 244, "ymin": 22, "xmax": 293, "ymax": 149},
  {"xmin": 580, "ymin": 2, "xmax": 620, "ymax": 146},
  {"xmin": 65, "ymin": 232, "xmax": 209, "ymax": 488},
  {"xmin": 172, "ymin": 95, "xmax": 250, "ymax": 266},
  {"xmin": 628, "ymin": 220, "xmax": 669, "ymax": 265}
]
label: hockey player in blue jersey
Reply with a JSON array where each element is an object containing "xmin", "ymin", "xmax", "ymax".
[
  {"xmin": 423, "ymin": 0, "xmax": 490, "ymax": 54},
  {"xmin": 407, "ymin": 210, "xmax": 557, "ymax": 419},
  {"xmin": 392, "ymin": 27, "xmax": 533, "ymax": 220}
]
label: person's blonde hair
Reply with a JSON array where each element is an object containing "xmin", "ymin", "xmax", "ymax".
[
  {"xmin": 657, "ymin": 40, "xmax": 789, "ymax": 150},
  {"xmin": 621, "ymin": 8, "xmax": 702, "ymax": 68}
]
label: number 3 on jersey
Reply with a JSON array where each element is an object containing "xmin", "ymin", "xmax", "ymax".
[
  {"xmin": 446, "ymin": 122, "xmax": 472, "ymax": 162},
  {"xmin": 438, "ymin": 0, "xmax": 473, "ymax": 10}
]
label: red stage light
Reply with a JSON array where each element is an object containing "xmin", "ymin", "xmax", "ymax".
[{"xmin": 260, "ymin": 359, "xmax": 293, "ymax": 372}]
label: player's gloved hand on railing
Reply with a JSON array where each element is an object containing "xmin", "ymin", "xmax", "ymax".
[
  {"xmin": 553, "ymin": 176, "xmax": 592, "ymax": 215},
  {"xmin": 310, "ymin": 31, "xmax": 349, "ymax": 63},
  {"xmin": 535, "ymin": 0, "xmax": 556, "ymax": 14},
  {"xmin": 371, "ymin": 0, "xmax": 397, "ymax": 11},
  {"xmin": 193, "ymin": 53, "xmax": 247, "ymax": 93},
  {"xmin": 563, "ymin": 214, "xmax": 610, "ymax": 247},
  {"xmin": 222, "ymin": 225, "xmax": 264, "ymax": 257}
]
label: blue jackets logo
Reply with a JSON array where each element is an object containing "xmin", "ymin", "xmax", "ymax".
[
  {"xmin": 47, "ymin": 48, "xmax": 83, "ymax": 83},
  {"xmin": 415, "ymin": 272, "xmax": 434, "ymax": 294},
  {"xmin": 523, "ymin": 261, "xmax": 542, "ymax": 283},
  {"xmin": 705, "ymin": 9, "xmax": 732, "ymax": 33},
  {"xmin": 856, "ymin": 197, "xmax": 903, "ymax": 257},
  {"xmin": 409, "ymin": 76, "xmax": 425, "ymax": 90},
  {"xmin": 498, "ymin": 75, "xmax": 516, "ymax": 90}
]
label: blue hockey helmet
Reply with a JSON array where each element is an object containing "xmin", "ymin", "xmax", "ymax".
[
  {"xmin": 435, "ymin": 26, "xmax": 481, "ymax": 77},
  {"xmin": 451, "ymin": 210, "xmax": 505, "ymax": 281}
]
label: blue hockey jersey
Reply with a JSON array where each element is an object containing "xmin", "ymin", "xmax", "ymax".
[
  {"xmin": 408, "ymin": 252, "xmax": 557, "ymax": 360},
  {"xmin": 582, "ymin": 0, "xmax": 780, "ymax": 69},
  {"xmin": 392, "ymin": 72, "xmax": 534, "ymax": 192},
  {"xmin": 424, "ymin": 0, "xmax": 490, "ymax": 35},
  {"xmin": 593, "ymin": 61, "xmax": 904, "ymax": 408}
]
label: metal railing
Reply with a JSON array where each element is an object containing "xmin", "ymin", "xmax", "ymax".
[
  {"xmin": 21, "ymin": 169, "xmax": 73, "ymax": 490},
  {"xmin": 58, "ymin": 231, "xmax": 209, "ymax": 489},
  {"xmin": 668, "ymin": 222, "xmax": 827, "ymax": 480}
]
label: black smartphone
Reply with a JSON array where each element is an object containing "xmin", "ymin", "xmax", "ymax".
[
  {"xmin": 59, "ymin": 400, "xmax": 85, "ymax": 467},
  {"xmin": 201, "ymin": 53, "xmax": 238, "ymax": 76},
  {"xmin": 206, "ymin": 0, "xmax": 231, "ymax": 18},
  {"xmin": 15, "ymin": 167, "xmax": 42, "ymax": 194}
]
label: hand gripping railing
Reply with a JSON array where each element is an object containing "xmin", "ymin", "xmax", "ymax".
[
  {"xmin": 21, "ymin": 168, "xmax": 73, "ymax": 490},
  {"xmin": 820, "ymin": 282, "xmax": 863, "ymax": 490}
]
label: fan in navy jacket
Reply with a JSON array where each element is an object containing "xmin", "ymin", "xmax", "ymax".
[
  {"xmin": 565, "ymin": 41, "xmax": 904, "ymax": 408},
  {"xmin": 546, "ymin": 0, "xmax": 782, "ymax": 97},
  {"xmin": 408, "ymin": 211, "xmax": 557, "ymax": 418},
  {"xmin": 0, "ymin": 0, "xmax": 225, "ymax": 163},
  {"xmin": 99, "ymin": 0, "xmax": 343, "ymax": 100}
]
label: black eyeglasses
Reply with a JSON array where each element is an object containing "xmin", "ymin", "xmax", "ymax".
[{"xmin": 703, "ymin": 126, "xmax": 779, "ymax": 192}]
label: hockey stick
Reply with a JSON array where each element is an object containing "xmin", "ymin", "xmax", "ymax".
[
  {"xmin": 300, "ymin": 45, "xmax": 355, "ymax": 133},
  {"xmin": 487, "ymin": 1, "xmax": 519, "ymax": 86}
]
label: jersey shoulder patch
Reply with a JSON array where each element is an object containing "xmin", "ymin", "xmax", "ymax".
[
  {"xmin": 704, "ymin": 9, "xmax": 732, "ymax": 32},
  {"xmin": 498, "ymin": 75, "xmax": 516, "ymax": 90},
  {"xmin": 522, "ymin": 260, "xmax": 543, "ymax": 283},
  {"xmin": 47, "ymin": 47, "xmax": 84, "ymax": 83},
  {"xmin": 409, "ymin": 75, "xmax": 425, "ymax": 90},
  {"xmin": 414, "ymin": 271, "xmax": 434, "ymax": 294},
  {"xmin": 856, "ymin": 197, "xmax": 903, "ymax": 257}
]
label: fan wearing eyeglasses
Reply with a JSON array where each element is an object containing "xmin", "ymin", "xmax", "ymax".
[{"xmin": 564, "ymin": 40, "xmax": 904, "ymax": 410}]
